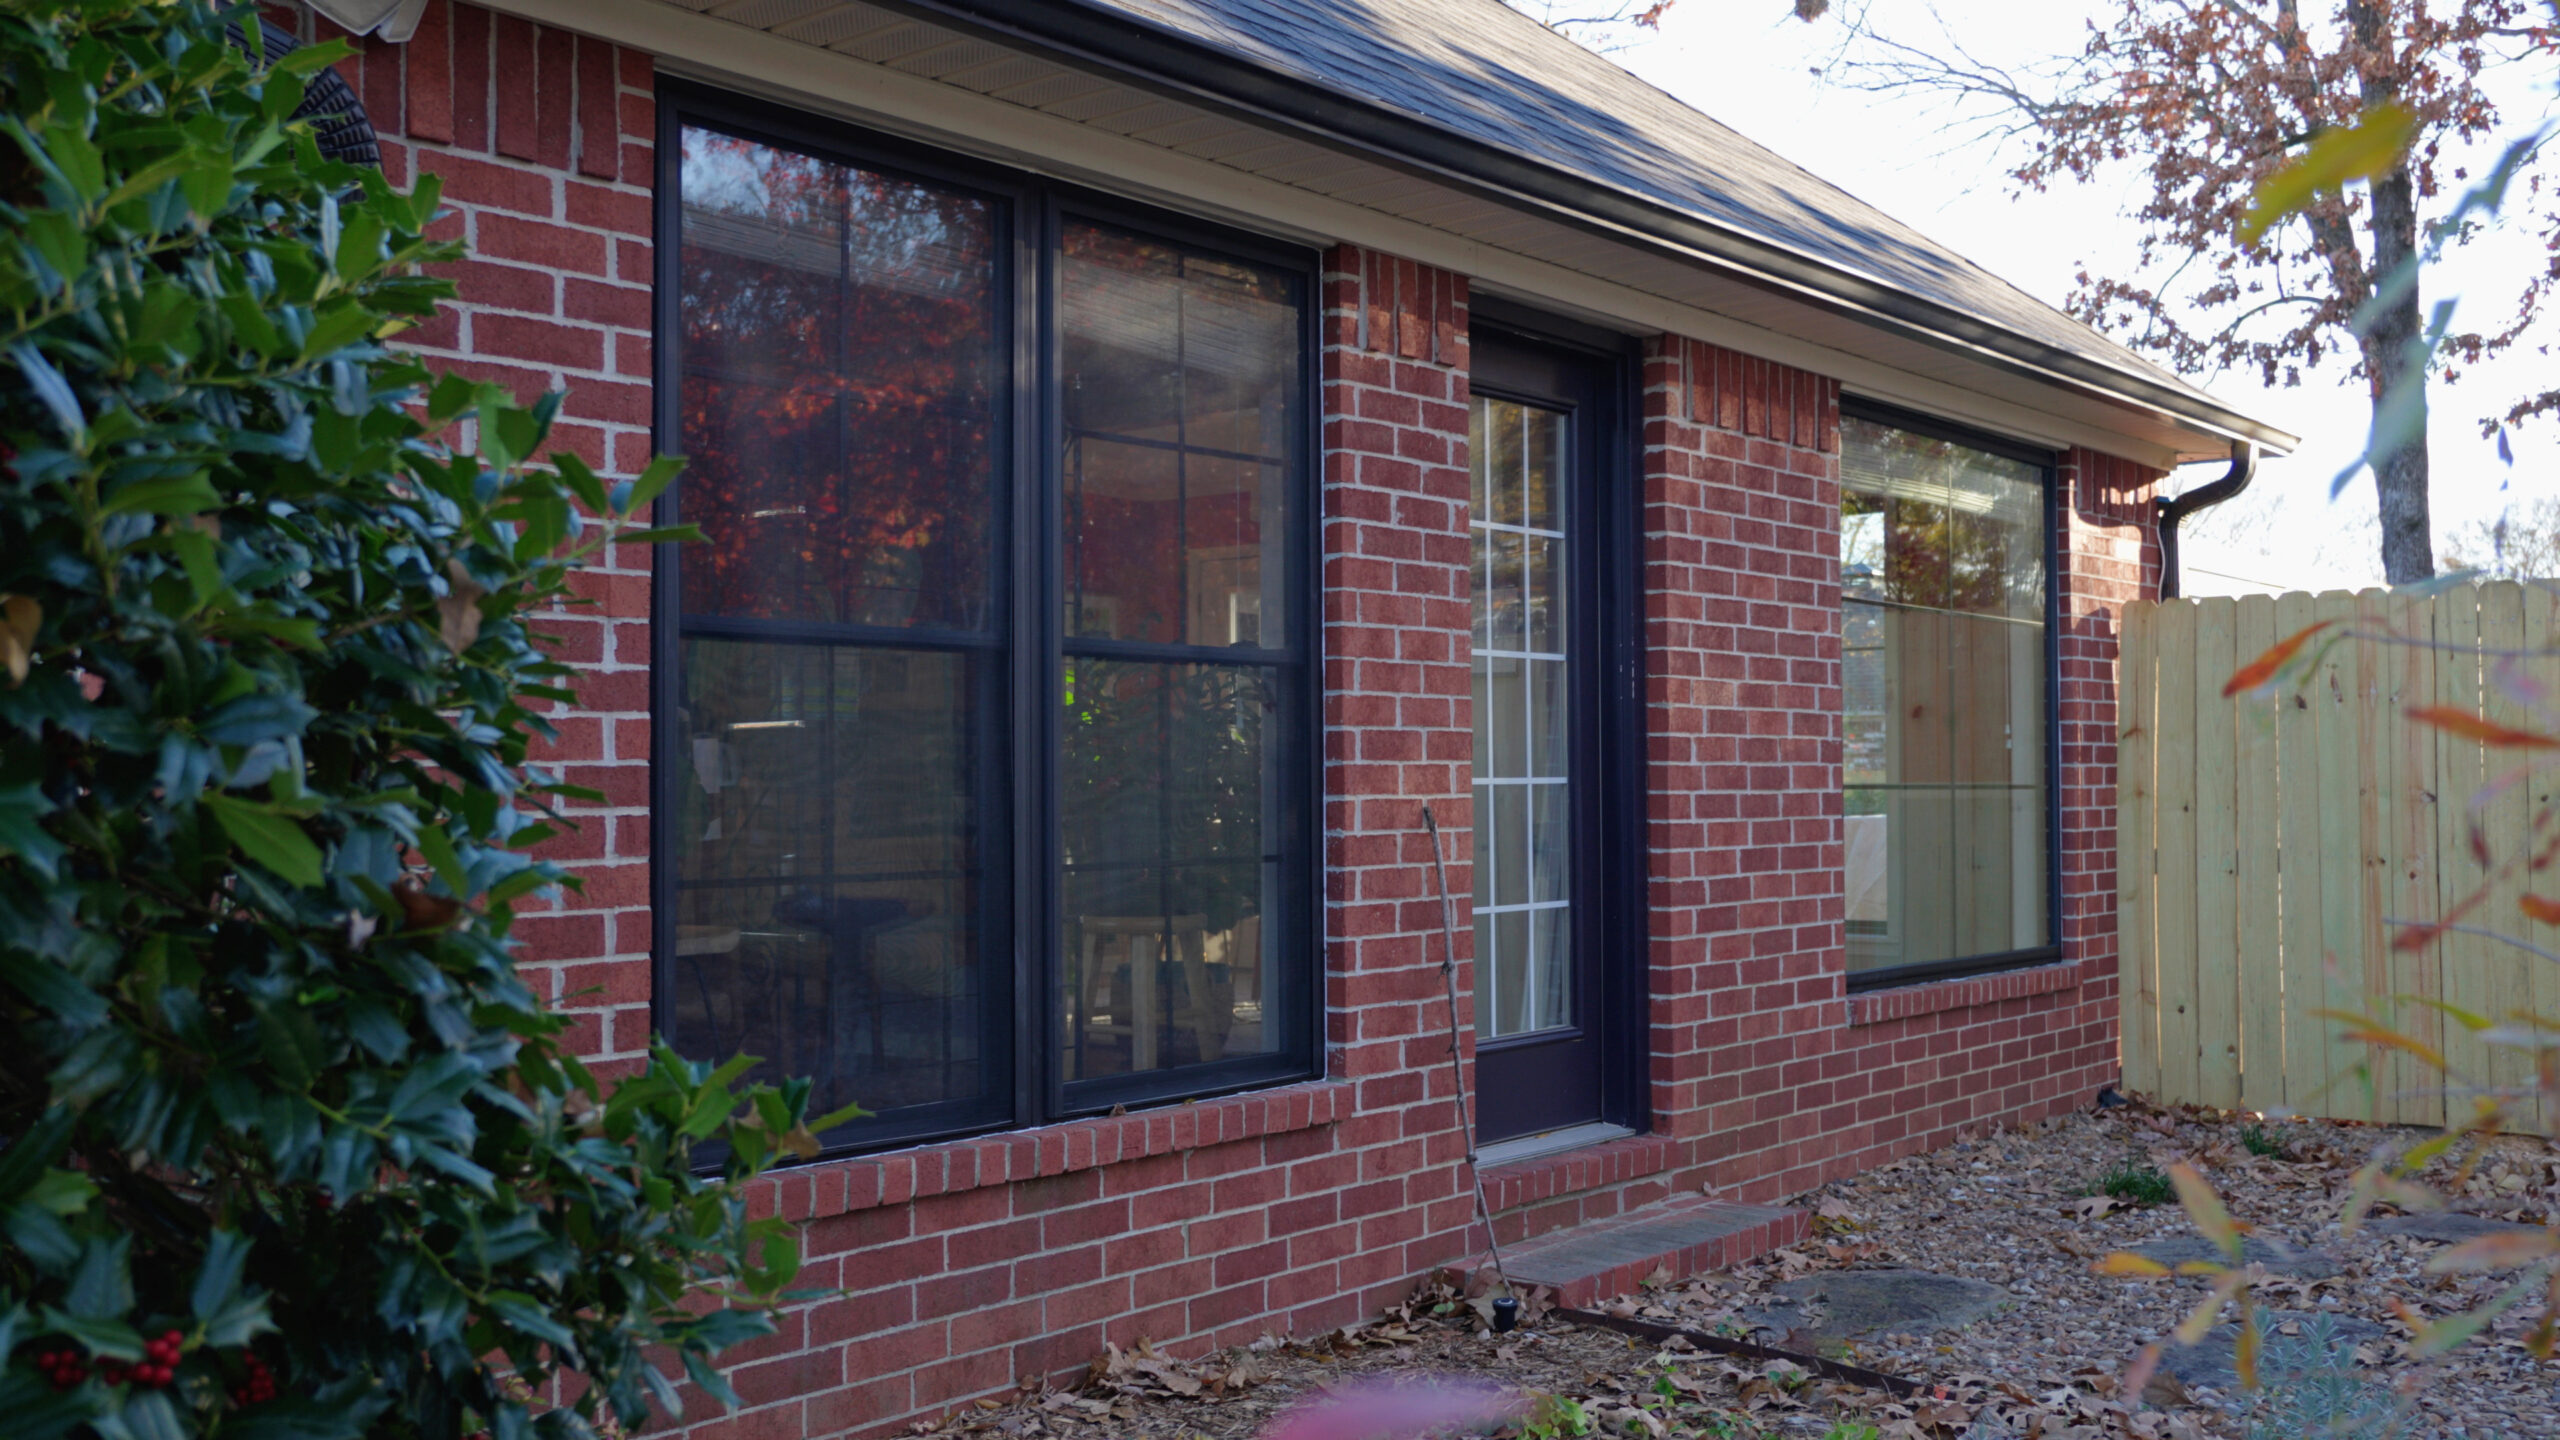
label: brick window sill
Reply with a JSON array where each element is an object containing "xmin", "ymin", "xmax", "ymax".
[
  {"xmin": 1846, "ymin": 959, "xmax": 2084, "ymax": 1026},
  {"xmin": 1480, "ymin": 1132, "xmax": 1677, "ymax": 1215},
  {"xmin": 743, "ymin": 1079, "xmax": 1351, "ymax": 1224}
]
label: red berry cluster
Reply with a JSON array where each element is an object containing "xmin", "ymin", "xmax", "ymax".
[
  {"xmin": 30, "ymin": 1346, "xmax": 89, "ymax": 1390},
  {"xmin": 96, "ymin": 1331, "xmax": 182, "ymax": 1389},
  {"xmin": 230, "ymin": 1352, "xmax": 279, "ymax": 1407}
]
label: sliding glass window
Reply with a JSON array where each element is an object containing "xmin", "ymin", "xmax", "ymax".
[
  {"xmin": 1840, "ymin": 413, "xmax": 2054, "ymax": 984},
  {"xmin": 655, "ymin": 91, "xmax": 1314, "ymax": 1152}
]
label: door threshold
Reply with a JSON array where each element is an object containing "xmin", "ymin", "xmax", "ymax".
[{"xmin": 1475, "ymin": 1121, "xmax": 1635, "ymax": 1168}]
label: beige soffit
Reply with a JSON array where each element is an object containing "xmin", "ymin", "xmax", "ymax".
[{"xmin": 474, "ymin": 0, "xmax": 2297, "ymax": 469}]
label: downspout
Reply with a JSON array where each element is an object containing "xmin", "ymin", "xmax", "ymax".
[{"xmin": 2153, "ymin": 441, "xmax": 2258, "ymax": 600}]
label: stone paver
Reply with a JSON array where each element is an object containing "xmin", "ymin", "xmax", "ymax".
[
  {"xmin": 1743, "ymin": 1268, "xmax": 2007, "ymax": 1342},
  {"xmin": 2369, "ymin": 1212, "xmax": 2545, "ymax": 1245},
  {"xmin": 2131, "ymin": 1233, "xmax": 2342, "ymax": 1278}
]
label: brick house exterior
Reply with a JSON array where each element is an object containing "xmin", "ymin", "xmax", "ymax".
[{"xmin": 287, "ymin": 1, "xmax": 2287, "ymax": 1435}]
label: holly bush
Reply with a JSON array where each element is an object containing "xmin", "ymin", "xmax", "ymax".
[{"xmin": 0, "ymin": 4, "xmax": 848, "ymax": 1437}]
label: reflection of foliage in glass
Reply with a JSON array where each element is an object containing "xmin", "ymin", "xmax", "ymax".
[
  {"xmin": 1840, "ymin": 418, "xmax": 2042, "ymax": 617},
  {"xmin": 1061, "ymin": 663, "xmax": 1269, "ymax": 933},
  {"xmin": 677, "ymin": 127, "xmax": 1000, "ymax": 629}
]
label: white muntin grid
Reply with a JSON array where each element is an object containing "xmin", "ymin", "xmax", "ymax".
[{"xmin": 1468, "ymin": 394, "xmax": 1574, "ymax": 1040}]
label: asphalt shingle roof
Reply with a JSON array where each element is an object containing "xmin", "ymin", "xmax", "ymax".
[{"xmin": 1041, "ymin": 0, "xmax": 2254, "ymax": 429}]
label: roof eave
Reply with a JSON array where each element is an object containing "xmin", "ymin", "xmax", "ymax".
[{"xmin": 881, "ymin": 0, "xmax": 2299, "ymax": 457}]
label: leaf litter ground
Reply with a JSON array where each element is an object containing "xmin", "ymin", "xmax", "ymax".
[{"xmin": 917, "ymin": 1099, "xmax": 2560, "ymax": 1438}]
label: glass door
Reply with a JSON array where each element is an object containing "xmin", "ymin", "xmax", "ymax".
[{"xmin": 1467, "ymin": 322, "xmax": 1636, "ymax": 1146}]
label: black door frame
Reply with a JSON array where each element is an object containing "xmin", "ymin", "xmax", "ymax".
[{"xmin": 1467, "ymin": 299, "xmax": 1648, "ymax": 1144}]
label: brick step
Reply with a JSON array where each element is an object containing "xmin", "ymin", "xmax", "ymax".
[{"xmin": 1493, "ymin": 1197, "xmax": 1807, "ymax": 1308}]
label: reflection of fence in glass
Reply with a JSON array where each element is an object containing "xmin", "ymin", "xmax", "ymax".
[{"xmin": 1839, "ymin": 418, "xmax": 2047, "ymax": 976}]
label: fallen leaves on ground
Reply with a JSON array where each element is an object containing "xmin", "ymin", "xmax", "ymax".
[{"xmin": 911, "ymin": 1100, "xmax": 2560, "ymax": 1439}]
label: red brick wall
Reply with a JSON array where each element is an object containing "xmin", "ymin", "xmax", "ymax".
[
  {"xmin": 328, "ymin": 5, "xmax": 2174, "ymax": 1434},
  {"xmin": 294, "ymin": 1, "xmax": 661, "ymax": 1076},
  {"xmin": 1640, "ymin": 337, "xmax": 1853, "ymax": 1202}
]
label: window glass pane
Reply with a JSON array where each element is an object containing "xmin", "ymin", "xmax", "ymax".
[
  {"xmin": 1061, "ymin": 223, "xmax": 1298, "ymax": 649},
  {"xmin": 668, "ymin": 639, "xmax": 992, "ymax": 1120},
  {"xmin": 1059, "ymin": 661, "xmax": 1286, "ymax": 1082},
  {"xmin": 676, "ymin": 128, "xmax": 1000, "ymax": 630},
  {"xmin": 1472, "ymin": 394, "xmax": 1574, "ymax": 1039},
  {"xmin": 1839, "ymin": 417, "xmax": 2046, "ymax": 976}
]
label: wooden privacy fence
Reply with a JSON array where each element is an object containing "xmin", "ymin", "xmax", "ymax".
[{"xmin": 2118, "ymin": 582, "xmax": 2560, "ymax": 1131}]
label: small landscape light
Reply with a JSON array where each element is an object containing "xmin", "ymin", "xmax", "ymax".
[{"xmin": 1490, "ymin": 1296, "xmax": 1519, "ymax": 1334}]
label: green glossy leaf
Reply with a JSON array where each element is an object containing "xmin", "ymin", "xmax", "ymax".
[
  {"xmin": 118, "ymin": 1389, "xmax": 189, "ymax": 1440},
  {"xmin": 99, "ymin": 472, "xmax": 223, "ymax": 517},
  {"xmin": 0, "ymin": 781, "xmax": 66, "ymax": 882},
  {"xmin": 8, "ymin": 341, "xmax": 86, "ymax": 444},
  {"xmin": 65, "ymin": 1234, "xmax": 133, "ymax": 1320},
  {"xmin": 203, "ymin": 794, "xmax": 325, "ymax": 887}
]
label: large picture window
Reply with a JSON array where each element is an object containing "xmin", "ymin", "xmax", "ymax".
[
  {"xmin": 1840, "ymin": 411, "xmax": 2055, "ymax": 985},
  {"xmin": 653, "ymin": 91, "xmax": 1314, "ymax": 1153}
]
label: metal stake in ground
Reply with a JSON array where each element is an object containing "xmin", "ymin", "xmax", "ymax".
[{"xmin": 1422, "ymin": 805, "xmax": 1517, "ymax": 1315}]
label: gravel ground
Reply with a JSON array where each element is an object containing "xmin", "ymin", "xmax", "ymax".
[{"xmin": 920, "ymin": 1097, "xmax": 2560, "ymax": 1439}]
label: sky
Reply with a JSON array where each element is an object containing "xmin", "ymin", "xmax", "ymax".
[{"xmin": 1586, "ymin": 0, "xmax": 2560, "ymax": 595}]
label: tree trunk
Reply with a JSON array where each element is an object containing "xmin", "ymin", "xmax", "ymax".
[
  {"xmin": 2350, "ymin": 0, "xmax": 2434, "ymax": 586},
  {"xmin": 2362, "ymin": 167, "xmax": 2435, "ymax": 585}
]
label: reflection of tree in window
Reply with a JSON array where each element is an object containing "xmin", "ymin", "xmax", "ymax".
[{"xmin": 676, "ymin": 128, "xmax": 1001, "ymax": 630}]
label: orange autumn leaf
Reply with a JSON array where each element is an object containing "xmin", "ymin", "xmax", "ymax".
[
  {"xmin": 2340, "ymin": 1027, "xmax": 2447, "ymax": 1072},
  {"xmin": 2223, "ymin": 619, "xmax": 2334, "ymax": 696},
  {"xmin": 2523, "ymin": 895, "xmax": 2560, "ymax": 924},
  {"xmin": 2406, "ymin": 706, "xmax": 2560, "ymax": 749}
]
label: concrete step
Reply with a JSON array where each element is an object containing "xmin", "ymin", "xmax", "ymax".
[{"xmin": 1495, "ymin": 1197, "xmax": 1807, "ymax": 1308}]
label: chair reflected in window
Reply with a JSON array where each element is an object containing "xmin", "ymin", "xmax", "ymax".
[{"xmin": 1067, "ymin": 912, "xmax": 1266, "ymax": 1075}]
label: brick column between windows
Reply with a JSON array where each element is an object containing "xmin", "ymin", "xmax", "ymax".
[
  {"xmin": 1638, "ymin": 336, "xmax": 1848, "ymax": 1202},
  {"xmin": 1317, "ymin": 245, "xmax": 1483, "ymax": 1281}
]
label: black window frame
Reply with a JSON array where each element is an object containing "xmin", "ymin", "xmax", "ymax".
[
  {"xmin": 1836, "ymin": 396, "xmax": 2063, "ymax": 993},
  {"xmin": 649, "ymin": 81, "xmax": 1324, "ymax": 1157}
]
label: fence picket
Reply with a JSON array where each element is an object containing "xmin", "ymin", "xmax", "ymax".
[
  {"xmin": 2234, "ymin": 594, "xmax": 2283, "ymax": 1112},
  {"xmin": 2432, "ymin": 583, "xmax": 2492, "ymax": 1126},
  {"xmin": 2274, "ymin": 589, "xmax": 2328, "ymax": 1118},
  {"xmin": 2154, "ymin": 600, "xmax": 2203, "ymax": 1106},
  {"xmin": 2389, "ymin": 590, "xmax": 2446, "ymax": 1125},
  {"xmin": 2525, "ymin": 586, "xmax": 2560, "ymax": 1137},
  {"xmin": 2319, "ymin": 589, "xmax": 2381, "ymax": 1121},
  {"xmin": 2118, "ymin": 600, "xmax": 2161, "ymax": 1100},
  {"xmin": 2191, "ymin": 598, "xmax": 2243, "ymax": 1107},
  {"xmin": 2474, "ymin": 583, "xmax": 2536, "ymax": 1131}
]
